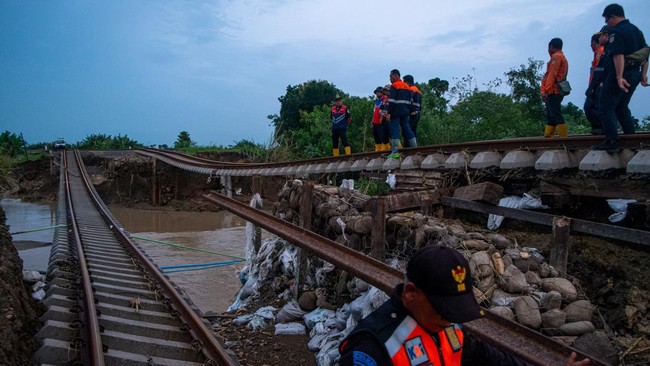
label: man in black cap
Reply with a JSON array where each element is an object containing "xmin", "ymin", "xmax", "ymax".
[
  {"xmin": 331, "ymin": 95, "xmax": 352, "ymax": 156},
  {"xmin": 339, "ymin": 245, "xmax": 592, "ymax": 366},
  {"xmin": 372, "ymin": 86, "xmax": 387, "ymax": 151},
  {"xmin": 593, "ymin": 3, "xmax": 648, "ymax": 153}
]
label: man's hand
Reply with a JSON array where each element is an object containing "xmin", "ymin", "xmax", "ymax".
[
  {"xmin": 566, "ymin": 352, "xmax": 591, "ymax": 366},
  {"xmin": 385, "ymin": 114, "xmax": 391, "ymax": 122},
  {"xmin": 641, "ymin": 74, "xmax": 648, "ymax": 87},
  {"xmin": 617, "ymin": 77, "xmax": 631, "ymax": 92}
]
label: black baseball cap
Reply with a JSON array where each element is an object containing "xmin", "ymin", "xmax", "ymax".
[
  {"xmin": 406, "ymin": 245, "xmax": 483, "ymax": 323},
  {"xmin": 374, "ymin": 86, "xmax": 384, "ymax": 94}
]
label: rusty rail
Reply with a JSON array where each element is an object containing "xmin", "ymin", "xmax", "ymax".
[
  {"xmin": 203, "ymin": 192, "xmax": 609, "ymax": 366},
  {"xmin": 70, "ymin": 150, "xmax": 236, "ymax": 365}
]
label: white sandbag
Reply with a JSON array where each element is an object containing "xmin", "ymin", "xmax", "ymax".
[
  {"xmin": 304, "ymin": 308, "xmax": 336, "ymax": 329},
  {"xmin": 274, "ymin": 322, "xmax": 306, "ymax": 335},
  {"xmin": 606, "ymin": 199, "xmax": 636, "ymax": 222},
  {"xmin": 277, "ymin": 300, "xmax": 308, "ymax": 323}
]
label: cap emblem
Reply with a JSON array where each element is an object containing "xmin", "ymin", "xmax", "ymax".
[{"xmin": 451, "ymin": 266, "xmax": 467, "ymax": 292}]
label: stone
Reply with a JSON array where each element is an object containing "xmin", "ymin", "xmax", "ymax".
[
  {"xmin": 470, "ymin": 251, "xmax": 493, "ymax": 278},
  {"xmin": 541, "ymin": 308, "xmax": 566, "ymax": 329},
  {"xmin": 541, "ymin": 278, "xmax": 578, "ymax": 302},
  {"xmin": 489, "ymin": 306, "xmax": 515, "ymax": 321},
  {"xmin": 514, "ymin": 296, "xmax": 542, "ymax": 328},
  {"xmin": 559, "ymin": 321, "xmax": 595, "ymax": 336},
  {"xmin": 564, "ymin": 300, "xmax": 594, "ymax": 323},
  {"xmin": 525, "ymin": 271, "xmax": 542, "ymax": 287},
  {"xmin": 500, "ymin": 265, "xmax": 530, "ymax": 293},
  {"xmin": 298, "ymin": 291, "xmax": 317, "ymax": 311},
  {"xmin": 571, "ymin": 331, "xmax": 619, "ymax": 365}
]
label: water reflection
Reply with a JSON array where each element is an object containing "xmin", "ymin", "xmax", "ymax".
[{"xmin": 1, "ymin": 198, "xmax": 56, "ymax": 272}]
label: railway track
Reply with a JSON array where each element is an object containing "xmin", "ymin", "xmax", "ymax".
[
  {"xmin": 34, "ymin": 150, "xmax": 236, "ymax": 365},
  {"xmin": 202, "ymin": 193, "xmax": 610, "ymax": 366},
  {"xmin": 137, "ymin": 134, "xmax": 650, "ymax": 177}
]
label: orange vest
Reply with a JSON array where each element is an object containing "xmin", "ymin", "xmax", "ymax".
[{"xmin": 386, "ymin": 316, "xmax": 464, "ymax": 365}]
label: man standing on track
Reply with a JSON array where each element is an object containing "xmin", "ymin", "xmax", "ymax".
[
  {"xmin": 331, "ymin": 95, "xmax": 352, "ymax": 156},
  {"xmin": 593, "ymin": 3, "xmax": 649, "ymax": 153},
  {"xmin": 386, "ymin": 69, "xmax": 416, "ymax": 159},
  {"xmin": 584, "ymin": 27, "xmax": 607, "ymax": 135},
  {"xmin": 403, "ymin": 75, "xmax": 421, "ymax": 147},
  {"xmin": 540, "ymin": 38, "xmax": 569, "ymax": 138}
]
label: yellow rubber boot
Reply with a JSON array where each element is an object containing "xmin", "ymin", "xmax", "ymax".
[
  {"xmin": 544, "ymin": 125, "xmax": 556, "ymax": 138},
  {"xmin": 381, "ymin": 143, "xmax": 389, "ymax": 151},
  {"xmin": 344, "ymin": 146, "xmax": 351, "ymax": 155},
  {"xmin": 556, "ymin": 124, "xmax": 568, "ymax": 137},
  {"xmin": 374, "ymin": 144, "xmax": 380, "ymax": 152},
  {"xmin": 333, "ymin": 148, "xmax": 339, "ymax": 157}
]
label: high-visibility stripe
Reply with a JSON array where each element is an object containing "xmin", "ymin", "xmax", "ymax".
[{"xmin": 385, "ymin": 316, "xmax": 418, "ymax": 358}]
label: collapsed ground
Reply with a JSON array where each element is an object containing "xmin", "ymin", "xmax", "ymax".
[{"xmin": 1, "ymin": 152, "xmax": 648, "ymax": 365}]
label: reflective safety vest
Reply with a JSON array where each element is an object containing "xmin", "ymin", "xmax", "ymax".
[
  {"xmin": 386, "ymin": 316, "xmax": 464, "ymax": 365},
  {"xmin": 331, "ymin": 104, "xmax": 350, "ymax": 128},
  {"xmin": 388, "ymin": 80, "xmax": 413, "ymax": 117}
]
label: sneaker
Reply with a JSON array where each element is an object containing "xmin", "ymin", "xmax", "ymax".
[
  {"xmin": 387, "ymin": 153, "xmax": 400, "ymax": 159},
  {"xmin": 591, "ymin": 139, "xmax": 621, "ymax": 153}
]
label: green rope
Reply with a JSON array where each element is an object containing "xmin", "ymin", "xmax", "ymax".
[
  {"xmin": 131, "ymin": 235, "xmax": 246, "ymax": 260},
  {"xmin": 10, "ymin": 224, "xmax": 67, "ymax": 235}
]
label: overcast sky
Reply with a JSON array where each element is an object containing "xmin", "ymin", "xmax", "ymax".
[{"xmin": 1, "ymin": 0, "xmax": 649, "ymax": 147}]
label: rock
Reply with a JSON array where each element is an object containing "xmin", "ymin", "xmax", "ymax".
[
  {"xmin": 298, "ymin": 291, "xmax": 317, "ymax": 311},
  {"xmin": 477, "ymin": 275, "xmax": 496, "ymax": 301},
  {"xmin": 541, "ymin": 278, "xmax": 578, "ymax": 302},
  {"xmin": 470, "ymin": 251, "xmax": 493, "ymax": 278},
  {"xmin": 525, "ymin": 271, "xmax": 542, "ymax": 287},
  {"xmin": 463, "ymin": 239, "xmax": 490, "ymax": 251},
  {"xmin": 491, "ymin": 288, "xmax": 520, "ymax": 307},
  {"xmin": 513, "ymin": 257, "xmax": 540, "ymax": 273},
  {"xmin": 514, "ymin": 296, "xmax": 542, "ymax": 328},
  {"xmin": 541, "ymin": 308, "xmax": 566, "ymax": 329},
  {"xmin": 491, "ymin": 252, "xmax": 505, "ymax": 275},
  {"xmin": 564, "ymin": 300, "xmax": 594, "ymax": 323},
  {"xmin": 489, "ymin": 306, "xmax": 516, "ymax": 321},
  {"xmin": 500, "ymin": 265, "xmax": 530, "ymax": 293},
  {"xmin": 447, "ymin": 224, "xmax": 467, "ymax": 239},
  {"xmin": 486, "ymin": 233, "xmax": 512, "ymax": 249},
  {"xmin": 559, "ymin": 321, "xmax": 595, "ymax": 336},
  {"xmin": 571, "ymin": 331, "xmax": 619, "ymax": 365},
  {"xmin": 536, "ymin": 291, "xmax": 563, "ymax": 311}
]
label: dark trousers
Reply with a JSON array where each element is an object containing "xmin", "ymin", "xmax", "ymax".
[
  {"xmin": 544, "ymin": 93, "xmax": 564, "ymax": 126},
  {"xmin": 597, "ymin": 69, "xmax": 641, "ymax": 141},
  {"xmin": 332, "ymin": 126, "xmax": 349, "ymax": 148},
  {"xmin": 583, "ymin": 95, "xmax": 601, "ymax": 132},
  {"xmin": 372, "ymin": 124, "xmax": 384, "ymax": 144}
]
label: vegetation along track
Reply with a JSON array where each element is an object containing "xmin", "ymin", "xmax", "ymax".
[{"xmin": 34, "ymin": 150, "xmax": 236, "ymax": 366}]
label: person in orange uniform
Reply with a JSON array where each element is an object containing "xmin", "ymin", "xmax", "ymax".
[
  {"xmin": 331, "ymin": 95, "xmax": 352, "ymax": 156},
  {"xmin": 387, "ymin": 69, "xmax": 416, "ymax": 159},
  {"xmin": 403, "ymin": 75, "xmax": 421, "ymax": 147},
  {"xmin": 584, "ymin": 27, "xmax": 608, "ymax": 135},
  {"xmin": 540, "ymin": 38, "xmax": 569, "ymax": 138},
  {"xmin": 339, "ymin": 245, "xmax": 593, "ymax": 366}
]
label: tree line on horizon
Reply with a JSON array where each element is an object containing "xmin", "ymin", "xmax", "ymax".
[
  {"xmin": 268, "ymin": 58, "xmax": 650, "ymax": 160},
  {"xmin": 2, "ymin": 58, "xmax": 649, "ymax": 162}
]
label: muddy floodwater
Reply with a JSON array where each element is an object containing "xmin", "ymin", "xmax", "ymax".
[
  {"xmin": 1, "ymin": 198, "xmax": 56, "ymax": 272},
  {"xmin": 2, "ymin": 198, "xmax": 256, "ymax": 314},
  {"xmin": 109, "ymin": 206, "xmax": 256, "ymax": 314}
]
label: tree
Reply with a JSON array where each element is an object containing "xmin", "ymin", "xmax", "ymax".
[
  {"xmin": 0, "ymin": 131, "xmax": 24, "ymax": 157},
  {"xmin": 420, "ymin": 78, "xmax": 450, "ymax": 116},
  {"xmin": 269, "ymin": 80, "xmax": 342, "ymax": 138},
  {"xmin": 505, "ymin": 58, "xmax": 545, "ymax": 121},
  {"xmin": 174, "ymin": 131, "xmax": 195, "ymax": 149}
]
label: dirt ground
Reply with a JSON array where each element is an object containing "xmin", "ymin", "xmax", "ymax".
[{"xmin": 1, "ymin": 154, "xmax": 649, "ymax": 365}]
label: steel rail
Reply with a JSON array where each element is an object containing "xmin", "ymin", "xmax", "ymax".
[
  {"xmin": 71, "ymin": 150, "xmax": 237, "ymax": 365},
  {"xmin": 65, "ymin": 151, "xmax": 105, "ymax": 365},
  {"xmin": 138, "ymin": 133, "xmax": 650, "ymax": 171},
  {"xmin": 202, "ymin": 192, "xmax": 610, "ymax": 366}
]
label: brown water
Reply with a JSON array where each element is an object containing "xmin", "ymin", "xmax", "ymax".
[{"xmin": 109, "ymin": 206, "xmax": 254, "ymax": 314}]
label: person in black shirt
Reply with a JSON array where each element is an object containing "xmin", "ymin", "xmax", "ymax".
[{"xmin": 593, "ymin": 3, "xmax": 648, "ymax": 153}]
